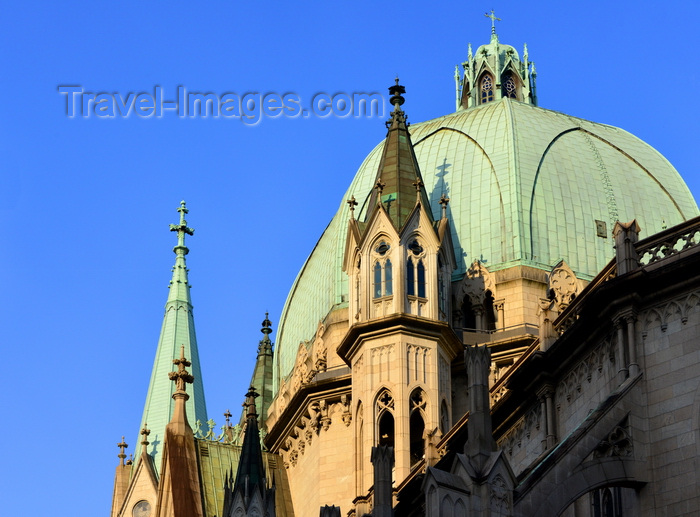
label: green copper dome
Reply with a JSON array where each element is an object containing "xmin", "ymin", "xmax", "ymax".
[{"xmin": 273, "ymin": 97, "xmax": 698, "ymax": 391}]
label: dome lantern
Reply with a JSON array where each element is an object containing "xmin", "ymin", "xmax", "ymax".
[{"xmin": 456, "ymin": 15, "xmax": 537, "ymax": 110}]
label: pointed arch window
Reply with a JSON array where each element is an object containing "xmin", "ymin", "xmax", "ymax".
[
  {"xmin": 503, "ymin": 72, "xmax": 517, "ymax": 99},
  {"xmin": 407, "ymin": 256, "xmax": 426, "ymax": 299},
  {"xmin": 480, "ymin": 74, "xmax": 494, "ymax": 104},
  {"xmin": 409, "ymin": 388, "xmax": 427, "ymax": 466}
]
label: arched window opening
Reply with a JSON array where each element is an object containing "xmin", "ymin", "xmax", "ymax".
[
  {"xmin": 417, "ymin": 260, "xmax": 426, "ymax": 298},
  {"xmin": 409, "ymin": 410, "xmax": 425, "ymax": 466},
  {"xmin": 484, "ymin": 291, "xmax": 497, "ymax": 331},
  {"xmin": 377, "ymin": 411, "xmax": 395, "ymax": 448},
  {"xmin": 407, "ymin": 256, "xmax": 426, "ymax": 299},
  {"xmin": 503, "ymin": 72, "xmax": 517, "ymax": 99},
  {"xmin": 373, "ymin": 261, "xmax": 382, "ymax": 298},
  {"xmin": 385, "ymin": 259, "xmax": 392, "ymax": 296},
  {"xmin": 480, "ymin": 74, "xmax": 494, "ymax": 104}
]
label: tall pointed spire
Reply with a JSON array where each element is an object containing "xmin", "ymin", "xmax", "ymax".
[
  {"xmin": 364, "ymin": 80, "xmax": 432, "ymax": 231},
  {"xmin": 136, "ymin": 201, "xmax": 208, "ymax": 473}
]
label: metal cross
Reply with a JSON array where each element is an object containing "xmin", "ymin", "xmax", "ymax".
[
  {"xmin": 224, "ymin": 409, "xmax": 232, "ymax": 427},
  {"xmin": 485, "ymin": 9, "xmax": 501, "ymax": 32}
]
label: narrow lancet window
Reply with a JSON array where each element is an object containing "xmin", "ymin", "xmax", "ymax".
[
  {"xmin": 417, "ymin": 260, "xmax": 426, "ymax": 298},
  {"xmin": 385, "ymin": 260, "xmax": 393, "ymax": 296},
  {"xmin": 407, "ymin": 258, "xmax": 415, "ymax": 296},
  {"xmin": 374, "ymin": 261, "xmax": 382, "ymax": 298}
]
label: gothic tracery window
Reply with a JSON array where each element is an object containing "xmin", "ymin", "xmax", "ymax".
[
  {"xmin": 406, "ymin": 239, "xmax": 426, "ymax": 299},
  {"xmin": 480, "ymin": 74, "xmax": 494, "ymax": 103},
  {"xmin": 376, "ymin": 389, "xmax": 395, "ymax": 448},
  {"xmin": 503, "ymin": 72, "xmax": 517, "ymax": 99}
]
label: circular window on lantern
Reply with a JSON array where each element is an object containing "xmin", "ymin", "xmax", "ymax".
[
  {"xmin": 375, "ymin": 241, "xmax": 390, "ymax": 256},
  {"xmin": 133, "ymin": 500, "xmax": 152, "ymax": 517}
]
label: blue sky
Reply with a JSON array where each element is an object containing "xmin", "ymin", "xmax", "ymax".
[{"xmin": 2, "ymin": 1, "xmax": 699, "ymax": 514}]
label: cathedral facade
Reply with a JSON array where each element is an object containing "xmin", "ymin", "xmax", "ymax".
[{"xmin": 110, "ymin": 24, "xmax": 700, "ymax": 517}]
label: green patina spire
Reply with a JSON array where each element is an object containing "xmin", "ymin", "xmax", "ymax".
[
  {"xmin": 135, "ymin": 200, "xmax": 208, "ymax": 474},
  {"xmin": 246, "ymin": 313, "xmax": 275, "ymax": 431},
  {"xmin": 364, "ymin": 80, "xmax": 432, "ymax": 231}
]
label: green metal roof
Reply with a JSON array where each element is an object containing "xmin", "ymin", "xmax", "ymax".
[
  {"xmin": 197, "ymin": 440, "xmax": 294, "ymax": 517},
  {"xmin": 273, "ymin": 98, "xmax": 699, "ymax": 393},
  {"xmin": 135, "ymin": 201, "xmax": 208, "ymax": 473}
]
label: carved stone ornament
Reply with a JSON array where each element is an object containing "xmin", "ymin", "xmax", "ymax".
[
  {"xmin": 456, "ymin": 260, "xmax": 495, "ymax": 306},
  {"xmin": 548, "ymin": 260, "xmax": 578, "ymax": 310},
  {"xmin": 594, "ymin": 418, "xmax": 633, "ymax": 458},
  {"xmin": 490, "ymin": 474, "xmax": 511, "ymax": 512},
  {"xmin": 313, "ymin": 321, "xmax": 328, "ymax": 372}
]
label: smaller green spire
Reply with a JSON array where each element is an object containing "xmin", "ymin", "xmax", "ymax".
[{"xmin": 364, "ymin": 80, "xmax": 432, "ymax": 231}]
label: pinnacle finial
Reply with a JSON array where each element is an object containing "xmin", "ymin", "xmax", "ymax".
[
  {"xmin": 485, "ymin": 9, "xmax": 501, "ymax": 35},
  {"xmin": 374, "ymin": 178, "xmax": 386, "ymax": 195},
  {"xmin": 261, "ymin": 312, "xmax": 272, "ymax": 335},
  {"xmin": 170, "ymin": 200, "xmax": 194, "ymax": 252},
  {"xmin": 224, "ymin": 409, "xmax": 232, "ymax": 427},
  {"xmin": 140, "ymin": 424, "xmax": 150, "ymax": 447},
  {"xmin": 388, "ymin": 78, "xmax": 406, "ymax": 110},
  {"xmin": 347, "ymin": 196, "xmax": 358, "ymax": 219},
  {"xmin": 413, "ymin": 178, "xmax": 424, "ymax": 202},
  {"xmin": 439, "ymin": 193, "xmax": 450, "ymax": 219},
  {"xmin": 117, "ymin": 436, "xmax": 128, "ymax": 466},
  {"xmin": 243, "ymin": 387, "xmax": 260, "ymax": 420},
  {"xmin": 169, "ymin": 345, "xmax": 194, "ymax": 392}
]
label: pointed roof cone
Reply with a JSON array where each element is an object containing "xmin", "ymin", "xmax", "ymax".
[
  {"xmin": 233, "ymin": 387, "xmax": 266, "ymax": 501},
  {"xmin": 364, "ymin": 80, "xmax": 433, "ymax": 231},
  {"xmin": 135, "ymin": 201, "xmax": 208, "ymax": 473}
]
